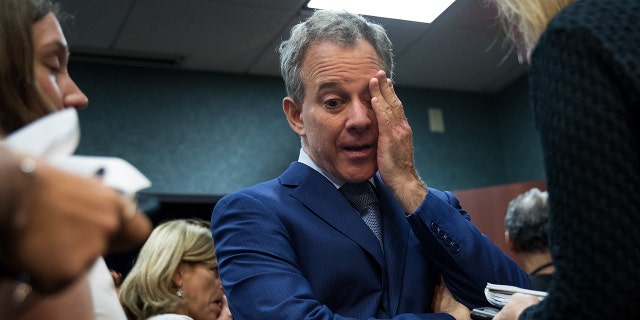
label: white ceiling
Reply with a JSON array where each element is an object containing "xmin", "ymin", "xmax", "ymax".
[{"xmin": 57, "ymin": 0, "xmax": 528, "ymax": 94}]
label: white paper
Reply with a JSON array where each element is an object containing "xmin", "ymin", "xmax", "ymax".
[
  {"xmin": 4, "ymin": 108, "xmax": 151, "ymax": 195},
  {"xmin": 484, "ymin": 283, "xmax": 547, "ymax": 308},
  {"xmin": 49, "ymin": 156, "xmax": 151, "ymax": 195},
  {"xmin": 4, "ymin": 108, "xmax": 80, "ymax": 159}
]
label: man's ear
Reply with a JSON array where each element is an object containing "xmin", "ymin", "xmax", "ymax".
[
  {"xmin": 504, "ymin": 231, "xmax": 516, "ymax": 253},
  {"xmin": 283, "ymin": 97, "xmax": 304, "ymax": 136}
]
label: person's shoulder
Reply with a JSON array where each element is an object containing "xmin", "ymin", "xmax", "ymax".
[
  {"xmin": 220, "ymin": 176, "xmax": 282, "ymax": 199},
  {"xmin": 539, "ymin": 0, "xmax": 640, "ymax": 82},
  {"xmin": 549, "ymin": 0, "xmax": 639, "ymax": 31},
  {"xmin": 239, "ymin": 178, "xmax": 280, "ymax": 193},
  {"xmin": 222, "ymin": 161, "xmax": 310, "ymax": 199}
]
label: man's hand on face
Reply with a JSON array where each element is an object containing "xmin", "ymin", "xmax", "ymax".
[{"xmin": 369, "ymin": 70, "xmax": 427, "ymax": 213}]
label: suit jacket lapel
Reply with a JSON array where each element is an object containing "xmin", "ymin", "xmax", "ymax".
[
  {"xmin": 375, "ymin": 174, "xmax": 410, "ymax": 316},
  {"xmin": 281, "ymin": 162, "xmax": 385, "ymax": 266}
]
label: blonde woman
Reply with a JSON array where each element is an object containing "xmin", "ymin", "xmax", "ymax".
[
  {"xmin": 119, "ymin": 219, "xmax": 231, "ymax": 320},
  {"xmin": 489, "ymin": 0, "xmax": 640, "ymax": 319}
]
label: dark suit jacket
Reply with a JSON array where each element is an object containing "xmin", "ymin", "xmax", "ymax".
[{"xmin": 211, "ymin": 162, "xmax": 529, "ymax": 320}]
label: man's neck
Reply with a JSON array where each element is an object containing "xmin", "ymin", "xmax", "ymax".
[
  {"xmin": 521, "ymin": 252, "xmax": 554, "ymax": 275},
  {"xmin": 298, "ymin": 148, "xmax": 374, "ymax": 188}
]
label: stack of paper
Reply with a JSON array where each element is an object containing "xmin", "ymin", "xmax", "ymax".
[
  {"xmin": 4, "ymin": 108, "xmax": 151, "ymax": 195},
  {"xmin": 484, "ymin": 283, "xmax": 547, "ymax": 308}
]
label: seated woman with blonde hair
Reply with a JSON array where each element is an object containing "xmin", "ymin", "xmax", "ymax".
[{"xmin": 119, "ymin": 219, "xmax": 232, "ymax": 320}]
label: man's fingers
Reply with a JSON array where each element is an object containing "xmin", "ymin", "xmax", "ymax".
[{"xmin": 371, "ymin": 71, "xmax": 405, "ymax": 121}]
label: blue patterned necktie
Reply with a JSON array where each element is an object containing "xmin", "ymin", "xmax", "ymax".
[{"xmin": 340, "ymin": 182, "xmax": 383, "ymax": 250}]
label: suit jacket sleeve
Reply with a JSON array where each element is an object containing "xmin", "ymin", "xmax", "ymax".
[{"xmin": 406, "ymin": 188, "xmax": 531, "ymax": 308}]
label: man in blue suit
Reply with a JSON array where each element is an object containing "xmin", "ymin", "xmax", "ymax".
[{"xmin": 211, "ymin": 10, "xmax": 530, "ymax": 320}]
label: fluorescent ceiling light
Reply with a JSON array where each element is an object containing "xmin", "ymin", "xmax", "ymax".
[{"xmin": 306, "ymin": 0, "xmax": 456, "ymax": 23}]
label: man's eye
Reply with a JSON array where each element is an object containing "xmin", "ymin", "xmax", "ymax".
[{"xmin": 325, "ymin": 99, "xmax": 341, "ymax": 108}]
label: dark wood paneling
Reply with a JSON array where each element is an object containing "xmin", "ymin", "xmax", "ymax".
[{"xmin": 453, "ymin": 180, "xmax": 547, "ymax": 268}]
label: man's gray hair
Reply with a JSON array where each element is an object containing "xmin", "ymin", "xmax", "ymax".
[
  {"xmin": 279, "ymin": 10, "xmax": 394, "ymax": 103},
  {"xmin": 504, "ymin": 188, "xmax": 550, "ymax": 253}
]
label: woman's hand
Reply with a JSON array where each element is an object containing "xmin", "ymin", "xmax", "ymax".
[
  {"xmin": 10, "ymin": 156, "xmax": 148, "ymax": 293},
  {"xmin": 493, "ymin": 293, "xmax": 540, "ymax": 320}
]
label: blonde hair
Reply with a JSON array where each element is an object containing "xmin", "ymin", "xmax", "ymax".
[
  {"xmin": 118, "ymin": 219, "xmax": 215, "ymax": 320},
  {"xmin": 490, "ymin": 0, "xmax": 575, "ymax": 53}
]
